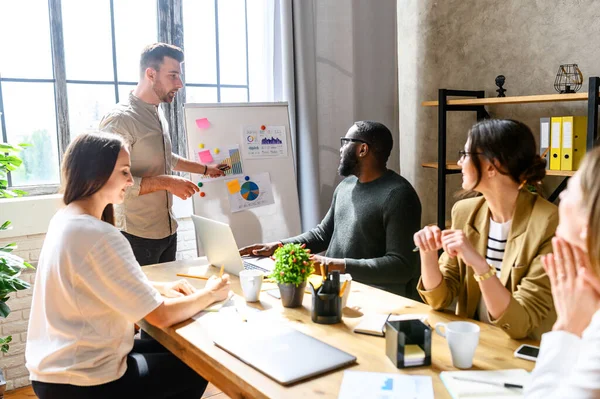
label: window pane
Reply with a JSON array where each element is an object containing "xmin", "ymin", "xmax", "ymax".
[
  {"xmin": 62, "ymin": 0, "xmax": 114, "ymax": 81},
  {"xmin": 0, "ymin": 0, "xmax": 53, "ymax": 79},
  {"xmin": 114, "ymin": 0, "xmax": 157, "ymax": 82},
  {"xmin": 183, "ymin": 0, "xmax": 217, "ymax": 84},
  {"xmin": 217, "ymin": 0, "xmax": 247, "ymax": 85},
  {"xmin": 2, "ymin": 82, "xmax": 60, "ymax": 186},
  {"xmin": 68, "ymin": 84, "xmax": 118, "ymax": 140},
  {"xmin": 220, "ymin": 88, "xmax": 248, "ymax": 103},
  {"xmin": 186, "ymin": 87, "xmax": 218, "ymax": 104},
  {"xmin": 118, "ymin": 84, "xmax": 136, "ymax": 104}
]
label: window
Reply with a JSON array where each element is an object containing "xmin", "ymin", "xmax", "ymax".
[{"xmin": 0, "ymin": 0, "xmax": 274, "ymax": 194}]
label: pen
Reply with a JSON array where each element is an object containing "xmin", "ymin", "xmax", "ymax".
[
  {"xmin": 412, "ymin": 246, "xmax": 419, "ymax": 252},
  {"xmin": 219, "ymin": 264, "xmax": 225, "ymax": 277},
  {"xmin": 176, "ymin": 273, "xmax": 209, "ymax": 280},
  {"xmin": 451, "ymin": 376, "xmax": 523, "ymax": 389}
]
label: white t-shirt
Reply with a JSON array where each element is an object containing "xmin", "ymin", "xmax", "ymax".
[
  {"xmin": 26, "ymin": 210, "xmax": 163, "ymax": 386},
  {"xmin": 478, "ymin": 218, "xmax": 511, "ymax": 324}
]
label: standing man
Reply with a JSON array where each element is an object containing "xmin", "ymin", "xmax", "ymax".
[
  {"xmin": 100, "ymin": 43, "xmax": 225, "ymax": 266},
  {"xmin": 240, "ymin": 121, "xmax": 422, "ymax": 299}
]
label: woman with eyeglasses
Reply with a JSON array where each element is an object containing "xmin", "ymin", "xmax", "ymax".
[{"xmin": 414, "ymin": 119, "xmax": 557, "ymax": 340}]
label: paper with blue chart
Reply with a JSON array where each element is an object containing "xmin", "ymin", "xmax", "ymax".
[
  {"xmin": 242, "ymin": 125, "xmax": 288, "ymax": 158},
  {"xmin": 337, "ymin": 371, "xmax": 434, "ymax": 399},
  {"xmin": 226, "ymin": 172, "xmax": 275, "ymax": 213}
]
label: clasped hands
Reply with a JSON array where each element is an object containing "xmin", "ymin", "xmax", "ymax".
[{"xmin": 413, "ymin": 225, "xmax": 488, "ymax": 273}]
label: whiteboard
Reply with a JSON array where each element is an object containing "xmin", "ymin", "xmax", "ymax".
[{"xmin": 184, "ymin": 102, "xmax": 301, "ymax": 250}]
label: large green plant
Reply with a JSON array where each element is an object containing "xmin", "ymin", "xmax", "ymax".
[
  {"xmin": 0, "ymin": 143, "xmax": 33, "ymax": 353},
  {"xmin": 269, "ymin": 243, "xmax": 314, "ymax": 286}
]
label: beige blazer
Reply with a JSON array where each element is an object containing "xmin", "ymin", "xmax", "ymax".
[{"xmin": 418, "ymin": 190, "xmax": 558, "ymax": 340}]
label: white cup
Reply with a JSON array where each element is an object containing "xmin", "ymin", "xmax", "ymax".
[
  {"xmin": 435, "ymin": 321, "xmax": 480, "ymax": 369},
  {"xmin": 239, "ymin": 270, "xmax": 264, "ymax": 302}
]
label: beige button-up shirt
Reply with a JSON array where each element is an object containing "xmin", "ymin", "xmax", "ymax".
[{"xmin": 99, "ymin": 92, "xmax": 183, "ymax": 239}]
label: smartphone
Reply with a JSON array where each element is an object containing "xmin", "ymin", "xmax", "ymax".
[{"xmin": 514, "ymin": 344, "xmax": 539, "ymax": 362}]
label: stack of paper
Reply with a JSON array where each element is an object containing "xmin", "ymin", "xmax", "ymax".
[{"xmin": 353, "ymin": 313, "xmax": 428, "ymax": 336}]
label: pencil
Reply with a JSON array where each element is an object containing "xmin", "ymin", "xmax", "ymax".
[
  {"xmin": 177, "ymin": 273, "xmax": 209, "ymax": 280},
  {"xmin": 339, "ymin": 280, "xmax": 349, "ymax": 297},
  {"xmin": 412, "ymin": 246, "xmax": 420, "ymax": 252},
  {"xmin": 219, "ymin": 264, "xmax": 225, "ymax": 278}
]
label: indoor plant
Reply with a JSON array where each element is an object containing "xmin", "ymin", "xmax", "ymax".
[
  {"xmin": 0, "ymin": 143, "xmax": 34, "ymax": 398},
  {"xmin": 270, "ymin": 243, "xmax": 314, "ymax": 308}
]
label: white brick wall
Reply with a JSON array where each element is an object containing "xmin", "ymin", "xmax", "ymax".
[{"xmin": 0, "ymin": 217, "xmax": 197, "ymax": 391}]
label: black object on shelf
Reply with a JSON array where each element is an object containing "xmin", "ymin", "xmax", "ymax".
[
  {"xmin": 554, "ymin": 64, "xmax": 583, "ymax": 93},
  {"xmin": 495, "ymin": 75, "xmax": 506, "ymax": 97},
  {"xmin": 385, "ymin": 319, "xmax": 432, "ymax": 369}
]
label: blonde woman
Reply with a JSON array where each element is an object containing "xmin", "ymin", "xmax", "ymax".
[
  {"xmin": 414, "ymin": 119, "xmax": 557, "ymax": 340},
  {"xmin": 526, "ymin": 147, "xmax": 600, "ymax": 397}
]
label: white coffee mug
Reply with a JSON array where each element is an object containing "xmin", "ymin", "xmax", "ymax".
[
  {"xmin": 435, "ymin": 321, "xmax": 480, "ymax": 369},
  {"xmin": 239, "ymin": 270, "xmax": 264, "ymax": 302}
]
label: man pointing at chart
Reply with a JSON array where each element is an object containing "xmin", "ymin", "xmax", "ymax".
[{"xmin": 100, "ymin": 43, "xmax": 228, "ymax": 266}]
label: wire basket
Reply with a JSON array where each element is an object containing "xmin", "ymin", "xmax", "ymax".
[{"xmin": 554, "ymin": 64, "xmax": 583, "ymax": 94}]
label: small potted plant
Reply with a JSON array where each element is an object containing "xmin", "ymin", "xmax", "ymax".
[{"xmin": 270, "ymin": 243, "xmax": 314, "ymax": 308}]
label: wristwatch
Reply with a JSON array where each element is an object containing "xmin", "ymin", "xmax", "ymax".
[{"xmin": 473, "ymin": 265, "xmax": 496, "ymax": 282}]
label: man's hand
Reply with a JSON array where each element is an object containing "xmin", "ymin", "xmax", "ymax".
[
  {"xmin": 204, "ymin": 163, "xmax": 230, "ymax": 178},
  {"xmin": 239, "ymin": 242, "xmax": 281, "ymax": 257},
  {"xmin": 166, "ymin": 175, "xmax": 200, "ymax": 200},
  {"xmin": 310, "ymin": 254, "xmax": 344, "ymax": 274}
]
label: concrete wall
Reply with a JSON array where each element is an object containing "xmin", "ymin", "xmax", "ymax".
[{"xmin": 398, "ymin": 0, "xmax": 600, "ymax": 224}]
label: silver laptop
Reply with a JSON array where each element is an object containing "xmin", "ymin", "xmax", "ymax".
[
  {"xmin": 191, "ymin": 215, "xmax": 275, "ymax": 276},
  {"xmin": 213, "ymin": 321, "xmax": 357, "ymax": 385}
]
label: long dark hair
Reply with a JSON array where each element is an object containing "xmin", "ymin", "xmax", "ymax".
[
  {"xmin": 466, "ymin": 119, "xmax": 546, "ymax": 192},
  {"xmin": 61, "ymin": 133, "xmax": 125, "ymax": 225}
]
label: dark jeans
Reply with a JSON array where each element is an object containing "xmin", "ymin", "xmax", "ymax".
[
  {"xmin": 122, "ymin": 232, "xmax": 178, "ymax": 266},
  {"xmin": 32, "ymin": 337, "xmax": 207, "ymax": 399}
]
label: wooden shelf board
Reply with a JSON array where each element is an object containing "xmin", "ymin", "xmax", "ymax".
[
  {"xmin": 422, "ymin": 92, "xmax": 589, "ymax": 107},
  {"xmin": 421, "ymin": 162, "xmax": 576, "ymax": 177}
]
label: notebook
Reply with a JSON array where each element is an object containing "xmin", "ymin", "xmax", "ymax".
[
  {"xmin": 353, "ymin": 313, "xmax": 428, "ymax": 336},
  {"xmin": 440, "ymin": 369, "xmax": 530, "ymax": 399}
]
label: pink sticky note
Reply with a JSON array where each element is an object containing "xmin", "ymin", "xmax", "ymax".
[
  {"xmin": 199, "ymin": 150, "xmax": 214, "ymax": 164},
  {"xmin": 196, "ymin": 118, "xmax": 211, "ymax": 129}
]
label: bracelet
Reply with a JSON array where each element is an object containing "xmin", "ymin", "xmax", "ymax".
[
  {"xmin": 203, "ymin": 164, "xmax": 208, "ymax": 175},
  {"xmin": 473, "ymin": 265, "xmax": 497, "ymax": 282}
]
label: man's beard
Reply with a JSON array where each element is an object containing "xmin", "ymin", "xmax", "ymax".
[
  {"xmin": 338, "ymin": 151, "xmax": 359, "ymax": 176},
  {"xmin": 153, "ymin": 83, "xmax": 177, "ymax": 103}
]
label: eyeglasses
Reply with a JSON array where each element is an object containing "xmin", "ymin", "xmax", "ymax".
[
  {"xmin": 340, "ymin": 137, "xmax": 370, "ymax": 147},
  {"xmin": 458, "ymin": 150, "xmax": 483, "ymax": 160}
]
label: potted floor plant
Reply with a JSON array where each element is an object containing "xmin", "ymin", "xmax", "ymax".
[
  {"xmin": 270, "ymin": 243, "xmax": 314, "ymax": 308},
  {"xmin": 0, "ymin": 143, "xmax": 34, "ymax": 398}
]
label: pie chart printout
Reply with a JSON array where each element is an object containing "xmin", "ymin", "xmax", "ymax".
[{"xmin": 241, "ymin": 181, "xmax": 260, "ymax": 201}]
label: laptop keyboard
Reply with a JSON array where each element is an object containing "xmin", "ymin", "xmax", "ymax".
[{"xmin": 243, "ymin": 261, "xmax": 269, "ymax": 273}]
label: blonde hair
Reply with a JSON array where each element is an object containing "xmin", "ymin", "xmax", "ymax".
[{"xmin": 578, "ymin": 147, "xmax": 600, "ymax": 275}]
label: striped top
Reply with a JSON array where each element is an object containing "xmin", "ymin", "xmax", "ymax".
[
  {"xmin": 486, "ymin": 218, "xmax": 512, "ymax": 277},
  {"xmin": 478, "ymin": 217, "xmax": 511, "ymax": 324}
]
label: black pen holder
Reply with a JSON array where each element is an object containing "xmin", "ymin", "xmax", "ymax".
[
  {"xmin": 385, "ymin": 319, "xmax": 432, "ymax": 368},
  {"xmin": 311, "ymin": 292, "xmax": 342, "ymax": 324}
]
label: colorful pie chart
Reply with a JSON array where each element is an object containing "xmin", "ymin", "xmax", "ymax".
[{"xmin": 240, "ymin": 181, "xmax": 260, "ymax": 201}]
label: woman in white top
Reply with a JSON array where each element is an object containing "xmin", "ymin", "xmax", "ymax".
[
  {"xmin": 414, "ymin": 119, "xmax": 557, "ymax": 339},
  {"xmin": 526, "ymin": 147, "xmax": 600, "ymax": 397},
  {"xmin": 25, "ymin": 132, "xmax": 231, "ymax": 399}
]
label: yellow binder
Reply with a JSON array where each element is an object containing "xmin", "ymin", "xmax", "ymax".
[
  {"xmin": 561, "ymin": 117, "xmax": 574, "ymax": 171},
  {"xmin": 573, "ymin": 116, "xmax": 588, "ymax": 170},
  {"xmin": 550, "ymin": 117, "xmax": 562, "ymax": 170}
]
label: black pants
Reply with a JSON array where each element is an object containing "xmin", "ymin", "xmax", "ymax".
[
  {"xmin": 122, "ymin": 232, "xmax": 178, "ymax": 266},
  {"xmin": 32, "ymin": 337, "xmax": 207, "ymax": 399}
]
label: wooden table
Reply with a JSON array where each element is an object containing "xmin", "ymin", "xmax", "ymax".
[{"xmin": 139, "ymin": 258, "xmax": 538, "ymax": 399}]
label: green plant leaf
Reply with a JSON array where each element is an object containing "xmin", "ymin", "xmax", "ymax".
[
  {"xmin": 0, "ymin": 300, "xmax": 11, "ymax": 318},
  {"xmin": 0, "ymin": 243, "xmax": 16, "ymax": 253},
  {"xmin": 0, "ymin": 221, "xmax": 11, "ymax": 230}
]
